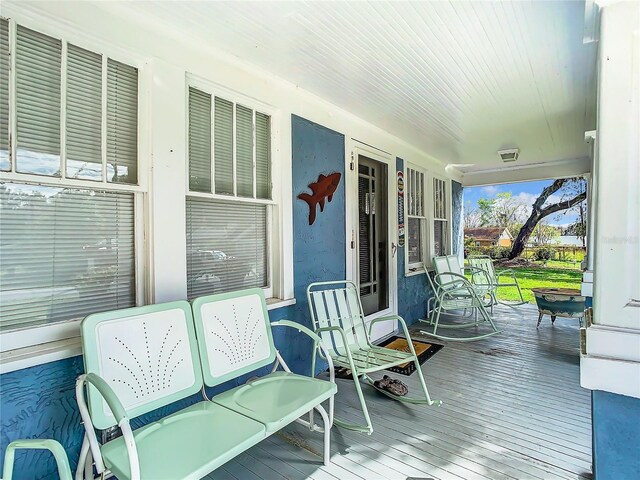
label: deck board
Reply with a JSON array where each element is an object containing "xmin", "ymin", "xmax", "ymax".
[{"xmin": 205, "ymin": 304, "xmax": 592, "ymax": 480}]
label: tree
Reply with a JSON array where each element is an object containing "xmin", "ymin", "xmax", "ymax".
[
  {"xmin": 531, "ymin": 220, "xmax": 560, "ymax": 245},
  {"xmin": 477, "ymin": 198, "xmax": 495, "ymax": 226},
  {"xmin": 508, "ymin": 178, "xmax": 587, "ymax": 259},
  {"xmin": 463, "ymin": 201, "xmax": 481, "ymax": 228}
]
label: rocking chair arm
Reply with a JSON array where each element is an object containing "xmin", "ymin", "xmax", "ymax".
[
  {"xmin": 369, "ymin": 314, "xmax": 408, "ymax": 336},
  {"xmin": 434, "ymin": 272, "xmax": 473, "ymax": 290},
  {"xmin": 496, "ymin": 268, "xmax": 517, "ymax": 280},
  {"xmin": 315, "ymin": 325, "xmax": 359, "ymax": 370},
  {"xmin": 271, "ymin": 320, "xmax": 335, "ymax": 383}
]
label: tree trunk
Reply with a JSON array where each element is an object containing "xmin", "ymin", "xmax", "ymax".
[{"xmin": 508, "ymin": 179, "xmax": 587, "ymax": 259}]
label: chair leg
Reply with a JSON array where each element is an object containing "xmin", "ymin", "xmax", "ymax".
[
  {"xmin": 413, "ymin": 357, "xmax": 441, "ymax": 406},
  {"xmin": 314, "ymin": 405, "xmax": 332, "ymax": 465}
]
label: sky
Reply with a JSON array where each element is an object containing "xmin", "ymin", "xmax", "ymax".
[{"xmin": 464, "ymin": 179, "xmax": 580, "ymax": 227}]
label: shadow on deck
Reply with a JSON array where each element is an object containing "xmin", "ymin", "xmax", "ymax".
[{"xmin": 206, "ymin": 303, "xmax": 591, "ymax": 480}]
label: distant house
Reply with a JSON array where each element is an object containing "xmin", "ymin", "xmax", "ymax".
[{"xmin": 465, "ymin": 227, "xmax": 513, "ymax": 248}]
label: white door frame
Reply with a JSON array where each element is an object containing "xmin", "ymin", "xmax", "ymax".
[{"xmin": 345, "ymin": 140, "xmax": 398, "ymax": 341}]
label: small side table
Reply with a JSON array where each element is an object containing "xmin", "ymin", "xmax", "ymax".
[{"xmin": 531, "ymin": 287, "xmax": 586, "ymax": 328}]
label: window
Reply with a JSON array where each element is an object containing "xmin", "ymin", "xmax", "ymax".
[
  {"xmin": 406, "ymin": 166, "xmax": 427, "ymax": 272},
  {"xmin": 0, "ymin": 19, "xmax": 141, "ymax": 339},
  {"xmin": 186, "ymin": 83, "xmax": 273, "ymax": 299},
  {"xmin": 433, "ymin": 177, "xmax": 450, "ymax": 257}
]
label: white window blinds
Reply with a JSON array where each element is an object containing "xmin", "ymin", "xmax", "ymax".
[
  {"xmin": 188, "ymin": 87, "xmax": 212, "ymax": 192},
  {"xmin": 0, "ymin": 19, "xmax": 9, "ymax": 171},
  {"xmin": 407, "ymin": 167, "xmax": 426, "ymax": 267},
  {"xmin": 186, "ymin": 197, "xmax": 268, "ymax": 299},
  {"xmin": 2, "ymin": 20, "xmax": 138, "ymax": 185},
  {"xmin": 188, "ymin": 87, "xmax": 272, "ymax": 200},
  {"xmin": 15, "ymin": 25, "xmax": 62, "ymax": 176},
  {"xmin": 106, "ymin": 59, "xmax": 138, "ymax": 184},
  {"xmin": 66, "ymin": 44, "xmax": 102, "ymax": 180},
  {"xmin": 0, "ymin": 183, "xmax": 136, "ymax": 332}
]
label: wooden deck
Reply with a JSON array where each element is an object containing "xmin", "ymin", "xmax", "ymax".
[{"xmin": 206, "ymin": 304, "xmax": 592, "ymax": 480}]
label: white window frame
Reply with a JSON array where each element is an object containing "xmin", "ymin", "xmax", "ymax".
[
  {"xmin": 0, "ymin": 17, "xmax": 148, "ymax": 371},
  {"xmin": 404, "ymin": 163, "xmax": 428, "ymax": 275},
  {"xmin": 430, "ymin": 175, "xmax": 452, "ymax": 260},
  {"xmin": 185, "ymin": 75, "xmax": 282, "ymax": 300}
]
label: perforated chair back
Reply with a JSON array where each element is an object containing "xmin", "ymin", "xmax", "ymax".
[
  {"xmin": 81, "ymin": 302, "xmax": 203, "ymax": 429},
  {"xmin": 307, "ymin": 281, "xmax": 370, "ymax": 356},
  {"xmin": 192, "ymin": 288, "xmax": 276, "ymax": 387}
]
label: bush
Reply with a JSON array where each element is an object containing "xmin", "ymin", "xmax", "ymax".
[
  {"xmin": 487, "ymin": 246, "xmax": 510, "ymax": 259},
  {"xmin": 535, "ymin": 246, "xmax": 556, "ymax": 261}
]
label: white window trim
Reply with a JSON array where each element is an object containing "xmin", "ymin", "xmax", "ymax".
[
  {"xmin": 404, "ymin": 163, "xmax": 428, "ymax": 276},
  {"xmin": 403, "ymin": 167, "xmax": 453, "ymax": 275},
  {"xmin": 0, "ymin": 17, "xmax": 149, "ymax": 363},
  {"xmin": 429, "ymin": 174, "xmax": 453, "ymax": 262},
  {"xmin": 185, "ymin": 74, "xmax": 285, "ymax": 301}
]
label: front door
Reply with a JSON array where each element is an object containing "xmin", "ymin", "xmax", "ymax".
[{"xmin": 358, "ymin": 155, "xmax": 389, "ymax": 316}]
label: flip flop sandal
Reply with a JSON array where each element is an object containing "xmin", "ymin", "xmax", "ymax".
[
  {"xmin": 388, "ymin": 378, "xmax": 409, "ymax": 396},
  {"xmin": 335, "ymin": 367, "xmax": 353, "ymax": 379}
]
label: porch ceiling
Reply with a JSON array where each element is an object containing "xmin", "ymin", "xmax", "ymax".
[{"xmin": 109, "ymin": 0, "xmax": 595, "ymax": 175}]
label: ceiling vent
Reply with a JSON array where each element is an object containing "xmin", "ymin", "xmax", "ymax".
[{"xmin": 498, "ymin": 148, "xmax": 519, "ymax": 163}]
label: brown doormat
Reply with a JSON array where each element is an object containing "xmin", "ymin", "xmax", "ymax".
[{"xmin": 378, "ymin": 336, "xmax": 443, "ymax": 376}]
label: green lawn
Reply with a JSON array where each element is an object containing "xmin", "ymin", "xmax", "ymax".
[
  {"xmin": 495, "ymin": 265, "xmax": 582, "ymax": 303},
  {"xmin": 465, "ymin": 260, "xmax": 583, "ymax": 304}
]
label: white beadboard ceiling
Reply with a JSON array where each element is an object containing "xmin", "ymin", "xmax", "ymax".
[{"xmin": 124, "ymin": 0, "xmax": 596, "ymax": 173}]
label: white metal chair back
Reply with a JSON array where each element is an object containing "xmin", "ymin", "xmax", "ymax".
[
  {"xmin": 307, "ymin": 281, "xmax": 370, "ymax": 356},
  {"xmin": 433, "ymin": 255, "xmax": 463, "ymax": 285},
  {"xmin": 191, "ymin": 288, "xmax": 276, "ymax": 387},
  {"xmin": 468, "ymin": 256, "xmax": 495, "ymax": 286},
  {"xmin": 81, "ymin": 302, "xmax": 203, "ymax": 430}
]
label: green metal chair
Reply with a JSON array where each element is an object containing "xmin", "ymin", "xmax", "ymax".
[
  {"xmin": 419, "ymin": 257, "xmax": 501, "ymax": 342},
  {"xmin": 307, "ymin": 280, "xmax": 441, "ymax": 435},
  {"xmin": 468, "ymin": 255, "xmax": 526, "ymax": 306},
  {"xmin": 2, "ymin": 439, "xmax": 72, "ymax": 480}
]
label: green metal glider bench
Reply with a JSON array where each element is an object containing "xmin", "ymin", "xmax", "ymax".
[
  {"xmin": 75, "ymin": 288, "xmax": 336, "ymax": 480},
  {"xmin": 419, "ymin": 256, "xmax": 501, "ymax": 342},
  {"xmin": 307, "ymin": 281, "xmax": 441, "ymax": 435},
  {"xmin": 468, "ymin": 255, "xmax": 526, "ymax": 306}
]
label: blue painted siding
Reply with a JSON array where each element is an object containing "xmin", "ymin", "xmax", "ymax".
[
  {"xmin": 0, "ymin": 115, "xmax": 345, "ymax": 479},
  {"xmin": 592, "ymin": 390, "xmax": 640, "ymax": 480}
]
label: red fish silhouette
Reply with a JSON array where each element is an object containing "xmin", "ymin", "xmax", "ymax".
[{"xmin": 298, "ymin": 172, "xmax": 342, "ymax": 225}]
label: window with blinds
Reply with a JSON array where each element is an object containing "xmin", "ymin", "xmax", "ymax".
[
  {"xmin": 433, "ymin": 177, "xmax": 449, "ymax": 257},
  {"xmin": 0, "ymin": 19, "xmax": 142, "ymax": 339},
  {"xmin": 188, "ymin": 86, "xmax": 271, "ymax": 199},
  {"xmin": 186, "ymin": 197, "xmax": 268, "ymax": 299},
  {"xmin": 0, "ymin": 183, "xmax": 136, "ymax": 332},
  {"xmin": 0, "ymin": 20, "xmax": 138, "ymax": 184},
  {"xmin": 406, "ymin": 166, "xmax": 426, "ymax": 270}
]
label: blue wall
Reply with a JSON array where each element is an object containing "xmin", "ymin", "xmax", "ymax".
[
  {"xmin": 592, "ymin": 390, "xmax": 640, "ymax": 479},
  {"xmin": 0, "ymin": 115, "xmax": 346, "ymax": 479}
]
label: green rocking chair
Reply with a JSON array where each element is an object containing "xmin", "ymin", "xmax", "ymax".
[
  {"xmin": 468, "ymin": 255, "xmax": 526, "ymax": 306},
  {"xmin": 419, "ymin": 256, "xmax": 501, "ymax": 342},
  {"xmin": 307, "ymin": 281, "xmax": 441, "ymax": 435}
]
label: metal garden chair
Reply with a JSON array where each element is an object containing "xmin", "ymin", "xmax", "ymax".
[
  {"xmin": 419, "ymin": 257, "xmax": 501, "ymax": 342},
  {"xmin": 468, "ymin": 255, "xmax": 526, "ymax": 306},
  {"xmin": 307, "ymin": 281, "xmax": 441, "ymax": 435}
]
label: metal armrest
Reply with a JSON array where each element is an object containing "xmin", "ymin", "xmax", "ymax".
[
  {"xmin": 369, "ymin": 315, "xmax": 422, "ymax": 360},
  {"xmin": 271, "ymin": 320, "xmax": 335, "ymax": 385},
  {"xmin": 3, "ymin": 439, "xmax": 72, "ymax": 480},
  {"xmin": 75, "ymin": 373, "xmax": 140, "ymax": 480}
]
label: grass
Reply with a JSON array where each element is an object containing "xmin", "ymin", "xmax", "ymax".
[
  {"xmin": 465, "ymin": 259, "xmax": 583, "ymax": 304},
  {"xmin": 495, "ymin": 265, "xmax": 582, "ymax": 303}
]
